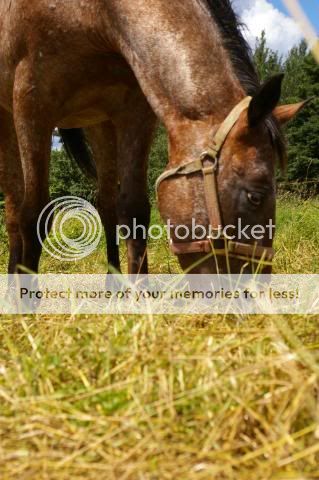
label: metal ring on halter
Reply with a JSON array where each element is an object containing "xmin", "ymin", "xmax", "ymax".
[{"xmin": 199, "ymin": 150, "xmax": 219, "ymax": 169}]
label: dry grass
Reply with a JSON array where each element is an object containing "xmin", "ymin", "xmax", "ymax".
[
  {"xmin": 0, "ymin": 315, "xmax": 318, "ymax": 479},
  {"xmin": 0, "ymin": 195, "xmax": 318, "ymax": 479}
]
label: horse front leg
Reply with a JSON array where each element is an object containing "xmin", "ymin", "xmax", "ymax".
[
  {"xmin": 0, "ymin": 107, "xmax": 24, "ymax": 273},
  {"xmin": 5, "ymin": 195, "xmax": 23, "ymax": 274},
  {"xmin": 13, "ymin": 62, "xmax": 53, "ymax": 272},
  {"xmin": 115, "ymin": 92, "xmax": 157, "ymax": 275}
]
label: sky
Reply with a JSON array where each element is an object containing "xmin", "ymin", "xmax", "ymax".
[{"xmin": 234, "ymin": 0, "xmax": 319, "ymax": 55}]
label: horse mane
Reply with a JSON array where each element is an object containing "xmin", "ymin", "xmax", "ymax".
[{"xmin": 203, "ymin": 0, "xmax": 286, "ymax": 168}]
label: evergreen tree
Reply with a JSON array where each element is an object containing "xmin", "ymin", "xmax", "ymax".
[
  {"xmin": 283, "ymin": 46, "xmax": 319, "ymax": 191},
  {"xmin": 281, "ymin": 40, "xmax": 308, "ymax": 102},
  {"xmin": 253, "ymin": 32, "xmax": 319, "ymax": 193},
  {"xmin": 254, "ymin": 30, "xmax": 282, "ymax": 81}
]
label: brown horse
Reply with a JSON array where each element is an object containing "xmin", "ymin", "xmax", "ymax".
[{"xmin": 0, "ymin": 0, "xmax": 306, "ymax": 274}]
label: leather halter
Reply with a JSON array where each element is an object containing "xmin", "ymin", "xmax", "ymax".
[{"xmin": 156, "ymin": 97, "xmax": 275, "ymax": 266}]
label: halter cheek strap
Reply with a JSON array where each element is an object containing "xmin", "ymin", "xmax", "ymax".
[{"xmin": 156, "ymin": 96, "xmax": 275, "ymax": 266}]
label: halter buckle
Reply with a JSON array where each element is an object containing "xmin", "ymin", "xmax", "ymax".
[{"xmin": 199, "ymin": 150, "xmax": 218, "ymax": 171}]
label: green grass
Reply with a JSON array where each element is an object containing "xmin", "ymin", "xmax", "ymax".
[
  {"xmin": 0, "ymin": 196, "xmax": 318, "ymax": 479},
  {"xmin": 275, "ymin": 194, "xmax": 319, "ymax": 273},
  {"xmin": 0, "ymin": 195, "xmax": 318, "ymax": 274}
]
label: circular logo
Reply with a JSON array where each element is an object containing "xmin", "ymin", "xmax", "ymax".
[{"xmin": 37, "ymin": 196, "xmax": 102, "ymax": 261}]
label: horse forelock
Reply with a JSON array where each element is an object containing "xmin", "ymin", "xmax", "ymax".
[{"xmin": 202, "ymin": 0, "xmax": 286, "ymax": 169}]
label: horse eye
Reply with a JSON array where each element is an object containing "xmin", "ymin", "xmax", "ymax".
[{"xmin": 247, "ymin": 192, "xmax": 263, "ymax": 206}]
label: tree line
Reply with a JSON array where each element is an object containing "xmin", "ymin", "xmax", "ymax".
[{"xmin": 254, "ymin": 32, "xmax": 319, "ymax": 194}]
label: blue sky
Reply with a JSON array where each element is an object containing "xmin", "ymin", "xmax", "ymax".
[
  {"xmin": 275, "ymin": 0, "xmax": 319, "ymax": 33},
  {"xmin": 235, "ymin": 0, "xmax": 318, "ymax": 54}
]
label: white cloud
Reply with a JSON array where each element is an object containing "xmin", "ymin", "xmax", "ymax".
[
  {"xmin": 233, "ymin": 0, "xmax": 303, "ymax": 54},
  {"xmin": 233, "ymin": 0, "xmax": 255, "ymax": 14}
]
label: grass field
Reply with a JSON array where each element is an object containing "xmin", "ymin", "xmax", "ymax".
[{"xmin": 0, "ymin": 195, "xmax": 318, "ymax": 479}]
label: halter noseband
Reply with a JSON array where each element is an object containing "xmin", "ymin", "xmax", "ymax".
[{"xmin": 156, "ymin": 96, "xmax": 274, "ymax": 267}]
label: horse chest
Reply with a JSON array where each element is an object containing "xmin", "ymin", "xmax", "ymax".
[{"xmin": 57, "ymin": 82, "xmax": 133, "ymax": 129}]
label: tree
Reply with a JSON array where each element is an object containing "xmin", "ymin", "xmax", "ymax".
[
  {"xmin": 50, "ymin": 149, "xmax": 96, "ymax": 203},
  {"xmin": 283, "ymin": 45, "xmax": 319, "ymax": 191},
  {"xmin": 281, "ymin": 40, "xmax": 308, "ymax": 102},
  {"xmin": 254, "ymin": 30, "xmax": 282, "ymax": 81},
  {"xmin": 253, "ymin": 32, "xmax": 319, "ymax": 193}
]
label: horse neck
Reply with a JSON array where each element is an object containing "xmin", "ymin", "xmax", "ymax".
[{"xmin": 108, "ymin": 0, "xmax": 245, "ymax": 162}]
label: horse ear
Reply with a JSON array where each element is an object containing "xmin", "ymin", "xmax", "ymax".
[
  {"xmin": 248, "ymin": 74, "xmax": 284, "ymax": 127},
  {"xmin": 273, "ymin": 99, "xmax": 312, "ymax": 125}
]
